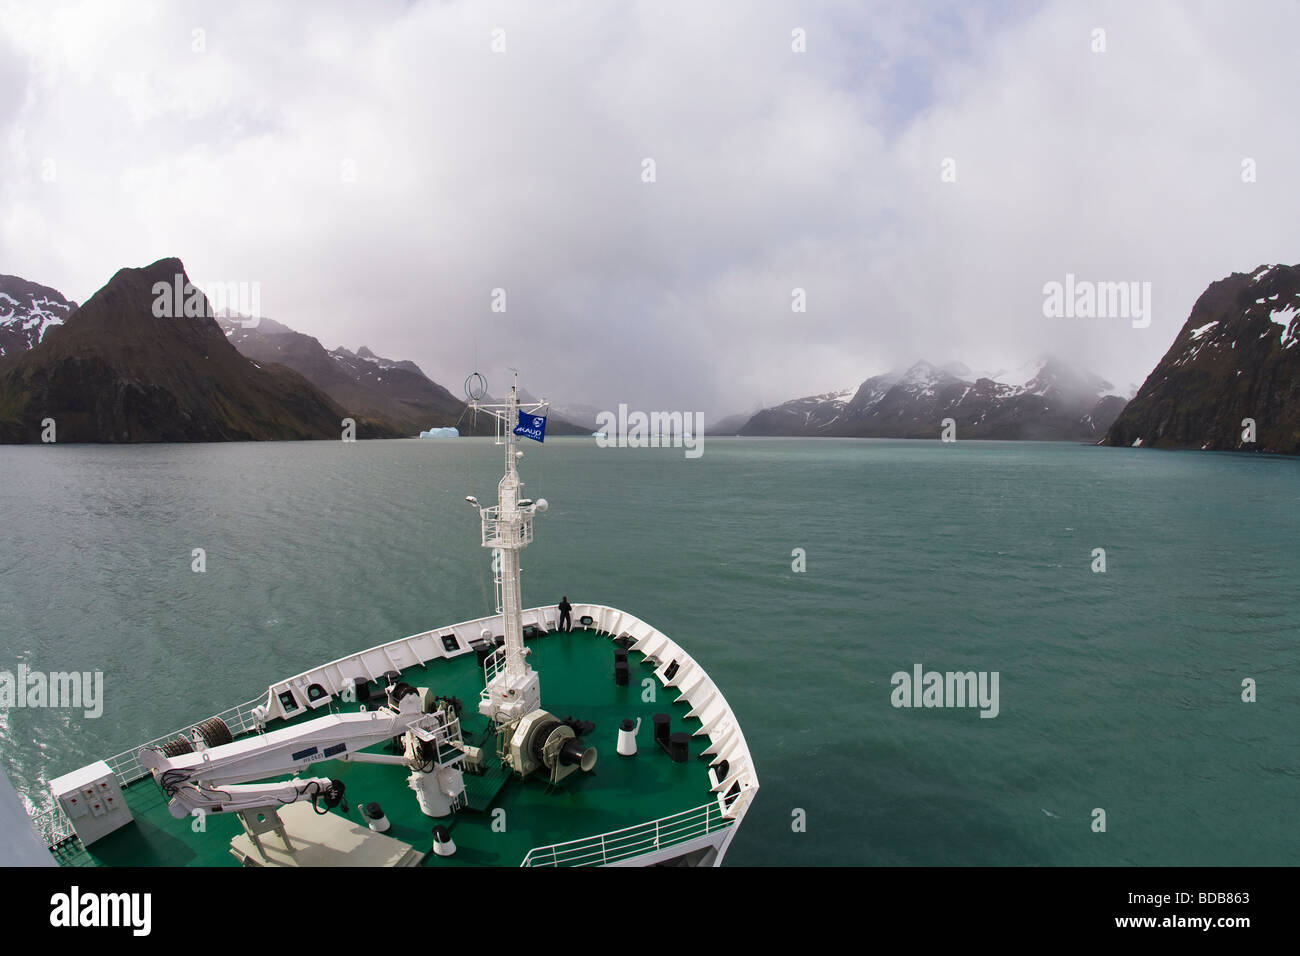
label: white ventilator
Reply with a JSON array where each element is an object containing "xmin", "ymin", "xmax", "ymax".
[
  {"xmin": 617, "ymin": 718, "xmax": 641, "ymax": 756},
  {"xmin": 432, "ymin": 825, "xmax": 456, "ymax": 857}
]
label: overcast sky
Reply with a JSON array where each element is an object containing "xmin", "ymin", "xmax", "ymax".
[{"xmin": 3, "ymin": 0, "xmax": 1298, "ymax": 421}]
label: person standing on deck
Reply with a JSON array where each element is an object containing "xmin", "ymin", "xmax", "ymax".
[{"xmin": 558, "ymin": 596, "xmax": 572, "ymax": 632}]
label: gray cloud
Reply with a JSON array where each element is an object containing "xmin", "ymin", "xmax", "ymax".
[{"xmin": 3, "ymin": 0, "xmax": 1298, "ymax": 421}]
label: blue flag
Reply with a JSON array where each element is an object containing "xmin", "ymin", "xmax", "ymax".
[{"xmin": 514, "ymin": 411, "xmax": 547, "ymax": 443}]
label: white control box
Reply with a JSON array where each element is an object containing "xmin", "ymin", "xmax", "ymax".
[{"xmin": 49, "ymin": 760, "xmax": 133, "ymax": 846}]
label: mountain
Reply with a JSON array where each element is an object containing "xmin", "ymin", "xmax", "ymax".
[
  {"xmin": 1105, "ymin": 263, "xmax": 1300, "ymax": 453},
  {"xmin": 0, "ymin": 275, "xmax": 77, "ymax": 358},
  {"xmin": 741, "ymin": 387, "xmax": 859, "ymax": 435},
  {"xmin": 0, "ymin": 259, "xmax": 396, "ymax": 442},
  {"xmin": 219, "ymin": 318, "xmax": 590, "ymax": 437},
  {"xmin": 218, "ymin": 316, "xmax": 466, "ymax": 436},
  {"xmin": 741, "ymin": 356, "xmax": 1126, "ymax": 441},
  {"xmin": 706, "ymin": 411, "xmax": 759, "ymax": 435}
]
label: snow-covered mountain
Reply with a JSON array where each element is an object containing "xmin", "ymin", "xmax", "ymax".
[
  {"xmin": 742, "ymin": 356, "xmax": 1127, "ymax": 441},
  {"xmin": 0, "ymin": 260, "xmax": 357, "ymax": 443},
  {"xmin": 1106, "ymin": 263, "xmax": 1300, "ymax": 453},
  {"xmin": 736, "ymin": 387, "xmax": 858, "ymax": 434},
  {"xmin": 0, "ymin": 275, "xmax": 77, "ymax": 358}
]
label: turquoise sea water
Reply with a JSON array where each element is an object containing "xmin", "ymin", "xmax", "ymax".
[{"xmin": 0, "ymin": 437, "xmax": 1296, "ymax": 865}]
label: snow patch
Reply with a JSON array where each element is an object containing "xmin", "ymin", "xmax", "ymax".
[
  {"xmin": 1270, "ymin": 305, "xmax": 1299, "ymax": 347},
  {"xmin": 900, "ymin": 361, "xmax": 940, "ymax": 385},
  {"xmin": 1268, "ymin": 305, "xmax": 1297, "ymax": 327},
  {"xmin": 992, "ymin": 357, "xmax": 1049, "ymax": 390}
]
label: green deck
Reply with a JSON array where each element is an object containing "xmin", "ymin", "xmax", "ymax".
[{"xmin": 50, "ymin": 627, "xmax": 718, "ymax": 867}]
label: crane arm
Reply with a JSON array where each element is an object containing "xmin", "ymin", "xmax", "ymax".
[{"xmin": 139, "ymin": 693, "xmax": 442, "ymax": 819}]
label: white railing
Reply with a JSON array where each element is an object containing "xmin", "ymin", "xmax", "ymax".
[
  {"xmin": 481, "ymin": 647, "xmax": 506, "ymax": 688},
  {"xmin": 479, "ymin": 506, "xmax": 533, "ymax": 548},
  {"xmin": 520, "ymin": 800, "xmax": 733, "ymax": 867},
  {"xmin": 30, "ymin": 803, "xmax": 75, "ymax": 847},
  {"xmin": 102, "ymin": 696, "xmax": 266, "ymax": 787}
]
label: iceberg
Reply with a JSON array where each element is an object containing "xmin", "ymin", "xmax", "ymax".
[{"xmin": 419, "ymin": 427, "xmax": 460, "ymax": 438}]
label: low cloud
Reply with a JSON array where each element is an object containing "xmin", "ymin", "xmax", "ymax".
[{"xmin": 3, "ymin": 0, "xmax": 1297, "ymax": 419}]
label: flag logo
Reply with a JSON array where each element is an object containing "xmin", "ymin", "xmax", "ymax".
[{"xmin": 514, "ymin": 411, "xmax": 547, "ymax": 442}]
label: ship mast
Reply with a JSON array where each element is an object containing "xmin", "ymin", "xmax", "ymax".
[{"xmin": 465, "ymin": 371, "xmax": 549, "ymax": 725}]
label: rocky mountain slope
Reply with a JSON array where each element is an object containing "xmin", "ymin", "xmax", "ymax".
[
  {"xmin": 0, "ymin": 259, "xmax": 395, "ymax": 442},
  {"xmin": 218, "ymin": 316, "xmax": 466, "ymax": 436},
  {"xmin": 1105, "ymin": 263, "xmax": 1300, "ymax": 454}
]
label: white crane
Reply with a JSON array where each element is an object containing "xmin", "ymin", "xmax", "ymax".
[{"xmin": 139, "ymin": 687, "xmax": 467, "ymax": 820}]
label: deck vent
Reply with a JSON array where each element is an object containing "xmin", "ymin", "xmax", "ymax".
[
  {"xmin": 664, "ymin": 660, "xmax": 680, "ymax": 681},
  {"xmin": 432, "ymin": 825, "xmax": 456, "ymax": 857},
  {"xmin": 614, "ymin": 660, "xmax": 629, "ymax": 686},
  {"xmin": 617, "ymin": 718, "xmax": 640, "ymax": 756},
  {"xmin": 440, "ymin": 634, "xmax": 460, "ymax": 652}
]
